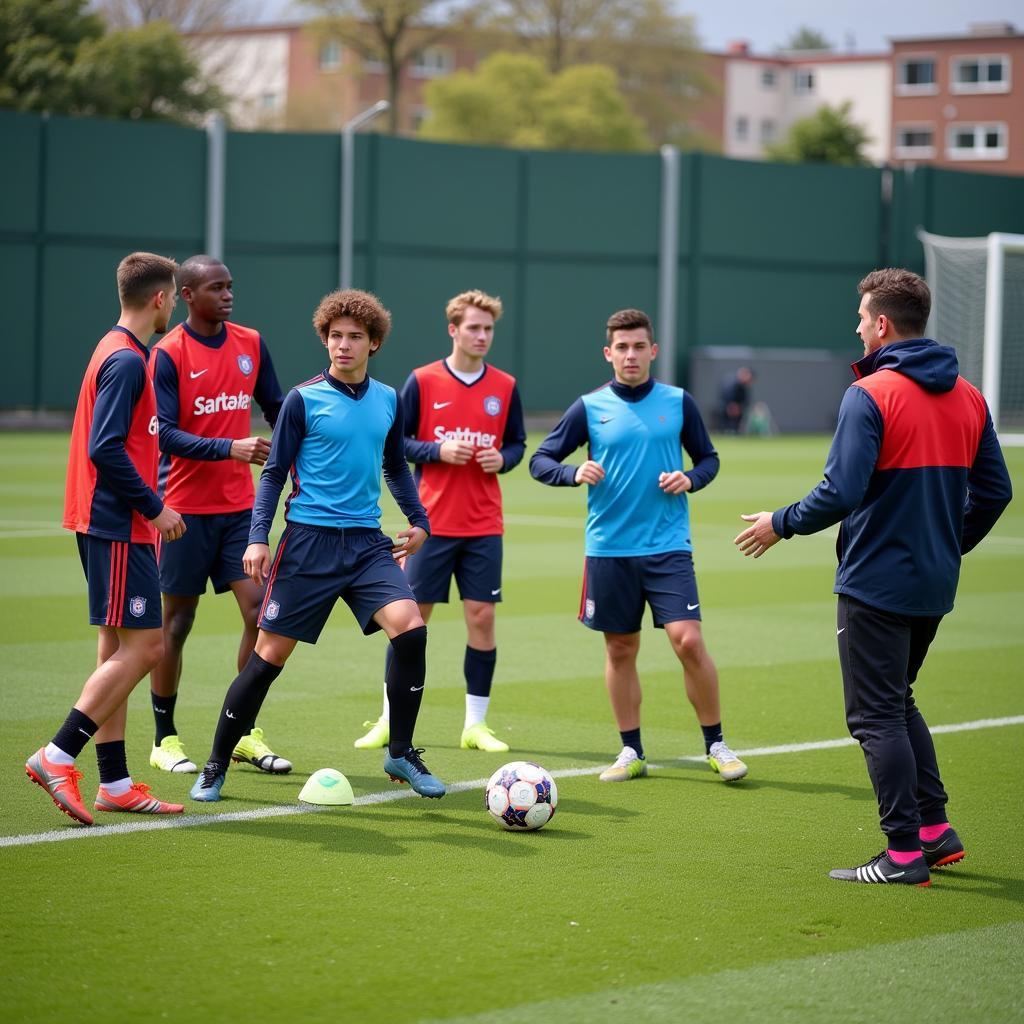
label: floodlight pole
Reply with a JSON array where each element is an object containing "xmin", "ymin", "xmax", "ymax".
[
  {"xmin": 205, "ymin": 114, "xmax": 226, "ymax": 261},
  {"xmin": 657, "ymin": 145, "xmax": 680, "ymax": 386},
  {"xmin": 340, "ymin": 100, "xmax": 390, "ymax": 289}
]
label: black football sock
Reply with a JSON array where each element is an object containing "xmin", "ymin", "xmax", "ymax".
[
  {"xmin": 51, "ymin": 708, "xmax": 99, "ymax": 760},
  {"xmin": 96, "ymin": 740, "xmax": 129, "ymax": 785},
  {"xmin": 386, "ymin": 626, "xmax": 428, "ymax": 758},
  {"xmin": 702, "ymin": 721, "xmax": 723, "ymax": 754},
  {"xmin": 620, "ymin": 728, "xmax": 644, "ymax": 760},
  {"xmin": 207, "ymin": 653, "xmax": 283, "ymax": 770},
  {"xmin": 151, "ymin": 691, "xmax": 178, "ymax": 744},
  {"xmin": 464, "ymin": 645, "xmax": 497, "ymax": 697}
]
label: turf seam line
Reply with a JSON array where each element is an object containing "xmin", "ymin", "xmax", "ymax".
[{"xmin": 4, "ymin": 713, "xmax": 1022, "ymax": 849}]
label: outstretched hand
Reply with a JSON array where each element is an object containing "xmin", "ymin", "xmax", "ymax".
[{"xmin": 734, "ymin": 512, "xmax": 781, "ymax": 559}]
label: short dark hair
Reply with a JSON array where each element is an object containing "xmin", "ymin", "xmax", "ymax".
[
  {"xmin": 606, "ymin": 308, "xmax": 653, "ymax": 343},
  {"xmin": 178, "ymin": 254, "xmax": 228, "ymax": 292},
  {"xmin": 312, "ymin": 289, "xmax": 392, "ymax": 352},
  {"xmin": 117, "ymin": 252, "xmax": 178, "ymax": 309},
  {"xmin": 858, "ymin": 268, "xmax": 931, "ymax": 337}
]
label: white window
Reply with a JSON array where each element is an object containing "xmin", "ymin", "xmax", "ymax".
[
  {"xmin": 735, "ymin": 116, "xmax": 749, "ymax": 141},
  {"xmin": 761, "ymin": 68, "xmax": 777, "ymax": 88},
  {"xmin": 760, "ymin": 119, "xmax": 776, "ymax": 143},
  {"xmin": 412, "ymin": 46, "xmax": 453, "ymax": 77},
  {"xmin": 896, "ymin": 57, "xmax": 937, "ymax": 94},
  {"xmin": 318, "ymin": 40, "xmax": 342, "ymax": 72},
  {"xmin": 793, "ymin": 69, "xmax": 814, "ymax": 94},
  {"xmin": 363, "ymin": 56, "xmax": 387, "ymax": 74},
  {"xmin": 951, "ymin": 54, "xmax": 1010, "ymax": 93},
  {"xmin": 894, "ymin": 125, "xmax": 936, "ymax": 159},
  {"xmin": 947, "ymin": 123, "xmax": 1008, "ymax": 161}
]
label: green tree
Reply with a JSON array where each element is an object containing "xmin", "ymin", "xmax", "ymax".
[
  {"xmin": 71, "ymin": 20, "xmax": 224, "ymax": 122},
  {"xmin": 420, "ymin": 51, "xmax": 647, "ymax": 151},
  {"xmin": 485, "ymin": 0, "xmax": 716, "ymax": 148},
  {"xmin": 784, "ymin": 26, "xmax": 832, "ymax": 50},
  {"xmin": 0, "ymin": 0, "xmax": 104, "ymax": 112},
  {"xmin": 302, "ymin": 0, "xmax": 479, "ymax": 134},
  {"xmin": 766, "ymin": 102, "xmax": 871, "ymax": 165},
  {"xmin": 0, "ymin": 0, "xmax": 223, "ymax": 123}
]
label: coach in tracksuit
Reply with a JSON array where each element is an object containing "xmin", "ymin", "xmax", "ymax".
[{"xmin": 735, "ymin": 268, "xmax": 1012, "ymax": 887}]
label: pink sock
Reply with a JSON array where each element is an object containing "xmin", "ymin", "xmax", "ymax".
[
  {"xmin": 887, "ymin": 848, "xmax": 923, "ymax": 864},
  {"xmin": 920, "ymin": 823, "xmax": 949, "ymax": 842}
]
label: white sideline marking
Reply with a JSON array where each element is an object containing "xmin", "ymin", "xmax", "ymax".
[{"xmin": 4, "ymin": 714, "xmax": 1022, "ymax": 849}]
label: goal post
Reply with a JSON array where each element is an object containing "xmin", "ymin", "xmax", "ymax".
[{"xmin": 919, "ymin": 229, "xmax": 1024, "ymax": 445}]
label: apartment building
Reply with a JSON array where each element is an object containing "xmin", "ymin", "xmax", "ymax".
[{"xmin": 890, "ymin": 23, "xmax": 1024, "ymax": 174}]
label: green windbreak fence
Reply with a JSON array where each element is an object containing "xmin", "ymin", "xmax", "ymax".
[{"xmin": 2, "ymin": 110, "xmax": 1023, "ymax": 412}]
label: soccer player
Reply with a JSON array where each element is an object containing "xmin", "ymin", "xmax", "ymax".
[
  {"xmin": 25, "ymin": 252, "xmax": 187, "ymax": 825},
  {"xmin": 149, "ymin": 255, "xmax": 290, "ymax": 777},
  {"xmin": 530, "ymin": 308, "xmax": 748, "ymax": 783},
  {"xmin": 190, "ymin": 289, "xmax": 447, "ymax": 802},
  {"xmin": 354, "ymin": 289, "xmax": 526, "ymax": 753},
  {"xmin": 735, "ymin": 269, "xmax": 1012, "ymax": 886}
]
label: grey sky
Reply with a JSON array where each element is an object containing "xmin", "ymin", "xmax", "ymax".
[{"xmin": 261, "ymin": 0, "xmax": 1020, "ymax": 54}]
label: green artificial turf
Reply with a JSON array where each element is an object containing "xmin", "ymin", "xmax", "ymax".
[{"xmin": 1, "ymin": 432, "xmax": 1022, "ymax": 1023}]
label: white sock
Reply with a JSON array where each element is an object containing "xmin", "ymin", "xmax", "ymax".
[
  {"xmin": 465, "ymin": 694, "xmax": 490, "ymax": 730},
  {"xmin": 101, "ymin": 777, "xmax": 132, "ymax": 795},
  {"xmin": 380, "ymin": 682, "xmax": 390, "ymax": 722},
  {"xmin": 44, "ymin": 742, "xmax": 74, "ymax": 765}
]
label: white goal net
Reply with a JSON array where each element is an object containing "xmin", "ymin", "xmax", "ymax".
[{"xmin": 919, "ymin": 229, "xmax": 1024, "ymax": 444}]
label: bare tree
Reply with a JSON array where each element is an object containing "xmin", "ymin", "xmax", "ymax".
[
  {"xmin": 302, "ymin": 0, "xmax": 478, "ymax": 134},
  {"xmin": 95, "ymin": 0, "xmax": 257, "ymax": 33}
]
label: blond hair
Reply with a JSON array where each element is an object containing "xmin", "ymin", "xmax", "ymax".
[
  {"xmin": 446, "ymin": 289, "xmax": 503, "ymax": 326},
  {"xmin": 117, "ymin": 252, "xmax": 178, "ymax": 309}
]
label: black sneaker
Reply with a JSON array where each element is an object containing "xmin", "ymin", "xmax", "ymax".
[
  {"xmin": 921, "ymin": 827, "xmax": 965, "ymax": 869},
  {"xmin": 829, "ymin": 851, "xmax": 931, "ymax": 886}
]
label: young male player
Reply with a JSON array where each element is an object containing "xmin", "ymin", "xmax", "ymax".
[
  {"xmin": 26, "ymin": 252, "xmax": 187, "ymax": 825},
  {"xmin": 735, "ymin": 268, "xmax": 1011, "ymax": 886},
  {"xmin": 530, "ymin": 308, "xmax": 748, "ymax": 783},
  {"xmin": 150, "ymin": 255, "xmax": 290, "ymax": 776},
  {"xmin": 354, "ymin": 289, "xmax": 526, "ymax": 753},
  {"xmin": 190, "ymin": 289, "xmax": 447, "ymax": 802}
]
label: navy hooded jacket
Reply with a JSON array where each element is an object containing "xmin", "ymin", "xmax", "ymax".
[{"xmin": 772, "ymin": 338, "xmax": 1012, "ymax": 616}]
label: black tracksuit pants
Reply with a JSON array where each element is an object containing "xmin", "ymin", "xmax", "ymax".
[{"xmin": 837, "ymin": 594, "xmax": 950, "ymax": 851}]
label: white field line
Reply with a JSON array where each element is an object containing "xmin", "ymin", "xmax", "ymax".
[{"xmin": 3, "ymin": 714, "xmax": 1022, "ymax": 850}]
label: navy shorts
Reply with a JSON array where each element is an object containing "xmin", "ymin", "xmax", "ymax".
[
  {"xmin": 405, "ymin": 534, "xmax": 503, "ymax": 604},
  {"xmin": 77, "ymin": 534, "xmax": 162, "ymax": 629},
  {"xmin": 579, "ymin": 550, "xmax": 701, "ymax": 634},
  {"xmin": 258, "ymin": 524, "xmax": 416, "ymax": 643},
  {"xmin": 158, "ymin": 510, "xmax": 250, "ymax": 596}
]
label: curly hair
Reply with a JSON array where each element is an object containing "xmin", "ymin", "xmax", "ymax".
[
  {"xmin": 858, "ymin": 268, "xmax": 930, "ymax": 337},
  {"xmin": 312, "ymin": 289, "xmax": 392, "ymax": 352},
  {"xmin": 446, "ymin": 289, "xmax": 503, "ymax": 326},
  {"xmin": 605, "ymin": 308, "xmax": 653, "ymax": 342}
]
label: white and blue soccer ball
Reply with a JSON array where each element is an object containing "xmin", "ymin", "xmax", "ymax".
[{"xmin": 485, "ymin": 761, "xmax": 557, "ymax": 831}]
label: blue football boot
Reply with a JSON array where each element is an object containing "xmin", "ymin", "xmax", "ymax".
[
  {"xmin": 383, "ymin": 747, "xmax": 446, "ymax": 799},
  {"xmin": 190, "ymin": 762, "xmax": 226, "ymax": 802}
]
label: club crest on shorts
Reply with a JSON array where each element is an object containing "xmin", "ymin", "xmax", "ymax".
[
  {"xmin": 264, "ymin": 599, "xmax": 280, "ymax": 621},
  {"xmin": 584, "ymin": 598, "xmax": 595, "ymax": 620},
  {"xmin": 484, "ymin": 395, "xmax": 502, "ymax": 416},
  {"xmin": 237, "ymin": 354, "xmax": 254, "ymax": 376},
  {"xmin": 129, "ymin": 595, "xmax": 147, "ymax": 618}
]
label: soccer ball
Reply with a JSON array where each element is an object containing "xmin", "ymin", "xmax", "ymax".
[{"xmin": 485, "ymin": 761, "xmax": 557, "ymax": 831}]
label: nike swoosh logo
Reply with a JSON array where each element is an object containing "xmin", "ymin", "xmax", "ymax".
[
  {"xmin": 889, "ymin": 871, "xmax": 905, "ymax": 879},
  {"xmin": 491, "ymin": 588, "xmax": 501, "ymax": 595},
  {"xmin": 410, "ymin": 685, "xmax": 424, "ymax": 692},
  {"xmin": 687, "ymin": 602, "xmax": 699, "ymax": 611},
  {"xmin": 837, "ymin": 627, "xmax": 846, "ymax": 635},
  {"xmin": 190, "ymin": 369, "xmax": 208, "ymax": 379},
  {"xmin": 433, "ymin": 401, "xmax": 452, "ymax": 409},
  {"xmin": 599, "ymin": 416, "xmax": 614, "ymax": 424},
  {"xmin": 225, "ymin": 710, "xmax": 237, "ymax": 719}
]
